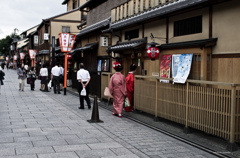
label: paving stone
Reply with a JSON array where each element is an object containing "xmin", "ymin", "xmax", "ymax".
[
  {"xmin": 33, "ymin": 140, "xmax": 68, "ymax": 147},
  {"xmin": 4, "ymin": 155, "xmax": 38, "ymax": 158},
  {"xmin": 0, "ymin": 137, "xmax": 14, "ymax": 143},
  {"xmin": 87, "ymin": 142, "xmax": 123, "ymax": 150},
  {"xmin": 53, "ymin": 144, "xmax": 91, "ymax": 152},
  {"xmin": 16, "ymin": 146, "xmax": 54, "ymax": 155},
  {"xmin": 102, "ymin": 154, "xmax": 140, "ymax": 158},
  {"xmin": 110, "ymin": 147, "xmax": 133, "ymax": 156},
  {"xmin": 38, "ymin": 152, "xmax": 79, "ymax": 158},
  {"xmin": 0, "ymin": 142, "xmax": 33, "ymax": 149},
  {"xmin": 14, "ymin": 136, "xmax": 48, "ymax": 142},
  {"xmin": 75, "ymin": 149, "xmax": 116, "ymax": 158},
  {"xmin": 0, "ymin": 148, "xmax": 15, "ymax": 156}
]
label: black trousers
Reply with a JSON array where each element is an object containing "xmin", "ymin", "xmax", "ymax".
[
  {"xmin": 30, "ymin": 79, "xmax": 35, "ymax": 90},
  {"xmin": 52, "ymin": 76, "xmax": 60, "ymax": 93},
  {"xmin": 78, "ymin": 82, "xmax": 90, "ymax": 108}
]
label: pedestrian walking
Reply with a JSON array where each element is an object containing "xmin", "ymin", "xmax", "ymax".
[
  {"xmin": 1, "ymin": 62, "xmax": 5, "ymax": 70},
  {"xmin": 28, "ymin": 67, "xmax": 36, "ymax": 91},
  {"xmin": 125, "ymin": 64, "xmax": 137, "ymax": 112},
  {"xmin": 51, "ymin": 63, "xmax": 61, "ymax": 94},
  {"xmin": 77, "ymin": 63, "xmax": 91, "ymax": 109},
  {"xmin": 59, "ymin": 63, "xmax": 64, "ymax": 91},
  {"xmin": 108, "ymin": 62, "xmax": 127, "ymax": 117},
  {"xmin": 17, "ymin": 63, "xmax": 27, "ymax": 91},
  {"xmin": 43, "ymin": 63, "xmax": 51, "ymax": 92},
  {"xmin": 39, "ymin": 64, "xmax": 48, "ymax": 91},
  {"xmin": 0, "ymin": 66, "xmax": 5, "ymax": 95}
]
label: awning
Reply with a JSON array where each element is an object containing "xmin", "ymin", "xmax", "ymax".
[
  {"xmin": 76, "ymin": 18, "xmax": 110, "ymax": 37},
  {"xmin": 55, "ymin": 52, "xmax": 65, "ymax": 57},
  {"xmin": 55, "ymin": 46, "xmax": 61, "ymax": 52},
  {"xmin": 17, "ymin": 39, "xmax": 29, "ymax": 49},
  {"xmin": 159, "ymin": 38, "xmax": 218, "ymax": 50},
  {"xmin": 71, "ymin": 42, "xmax": 99, "ymax": 55},
  {"xmin": 77, "ymin": 21, "xmax": 87, "ymax": 30},
  {"xmin": 62, "ymin": 0, "xmax": 69, "ymax": 5},
  {"xmin": 111, "ymin": 0, "xmax": 208, "ymax": 30},
  {"xmin": 38, "ymin": 50, "xmax": 50, "ymax": 55},
  {"xmin": 107, "ymin": 38, "xmax": 147, "ymax": 52}
]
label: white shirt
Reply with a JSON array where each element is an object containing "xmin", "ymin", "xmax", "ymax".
[
  {"xmin": 40, "ymin": 68, "xmax": 48, "ymax": 76},
  {"xmin": 51, "ymin": 66, "xmax": 61, "ymax": 76},
  {"xmin": 77, "ymin": 69, "xmax": 90, "ymax": 82}
]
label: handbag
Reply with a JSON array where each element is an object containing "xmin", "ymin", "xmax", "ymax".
[
  {"xmin": 48, "ymin": 80, "xmax": 52, "ymax": 89},
  {"xmin": 104, "ymin": 87, "xmax": 113, "ymax": 98},
  {"xmin": 124, "ymin": 97, "xmax": 131, "ymax": 108},
  {"xmin": 27, "ymin": 78, "xmax": 32, "ymax": 84},
  {"xmin": 81, "ymin": 88, "xmax": 87, "ymax": 96}
]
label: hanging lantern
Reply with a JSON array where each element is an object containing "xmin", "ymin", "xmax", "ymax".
[
  {"xmin": 20, "ymin": 52, "xmax": 25, "ymax": 60},
  {"xmin": 67, "ymin": 54, "xmax": 72, "ymax": 60},
  {"xmin": 147, "ymin": 47, "xmax": 160, "ymax": 60},
  {"xmin": 29, "ymin": 49, "xmax": 37, "ymax": 60},
  {"xmin": 113, "ymin": 61, "xmax": 121, "ymax": 70},
  {"xmin": 58, "ymin": 33, "xmax": 76, "ymax": 53}
]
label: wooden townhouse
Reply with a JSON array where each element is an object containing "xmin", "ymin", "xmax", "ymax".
[
  {"xmin": 36, "ymin": 7, "xmax": 82, "ymax": 75},
  {"xmin": 69, "ymin": 0, "xmax": 128, "ymax": 97},
  {"xmin": 101, "ymin": 0, "xmax": 240, "ymax": 150}
]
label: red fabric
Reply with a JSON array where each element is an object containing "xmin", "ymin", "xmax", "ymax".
[
  {"xmin": 125, "ymin": 73, "xmax": 134, "ymax": 112},
  {"xmin": 109, "ymin": 72, "xmax": 127, "ymax": 114}
]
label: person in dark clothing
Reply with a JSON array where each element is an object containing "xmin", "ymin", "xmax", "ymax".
[
  {"xmin": 29, "ymin": 67, "xmax": 36, "ymax": 91},
  {"xmin": 0, "ymin": 66, "xmax": 5, "ymax": 95}
]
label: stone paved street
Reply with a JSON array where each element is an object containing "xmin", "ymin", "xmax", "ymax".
[{"xmin": 0, "ymin": 70, "xmax": 219, "ymax": 158}]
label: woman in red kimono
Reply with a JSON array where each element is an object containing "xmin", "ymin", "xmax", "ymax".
[
  {"xmin": 109, "ymin": 62, "xmax": 127, "ymax": 117},
  {"xmin": 125, "ymin": 64, "xmax": 137, "ymax": 112}
]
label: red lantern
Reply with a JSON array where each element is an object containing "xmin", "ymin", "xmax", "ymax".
[
  {"xmin": 147, "ymin": 47, "xmax": 160, "ymax": 60},
  {"xmin": 113, "ymin": 61, "xmax": 121, "ymax": 70},
  {"xmin": 67, "ymin": 54, "xmax": 72, "ymax": 60}
]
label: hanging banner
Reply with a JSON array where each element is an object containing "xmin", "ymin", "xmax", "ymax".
[
  {"xmin": 173, "ymin": 54, "xmax": 193, "ymax": 84},
  {"xmin": 172, "ymin": 54, "xmax": 181, "ymax": 78},
  {"xmin": 29, "ymin": 49, "xmax": 37, "ymax": 59},
  {"xmin": 20, "ymin": 53, "xmax": 25, "ymax": 60},
  {"xmin": 160, "ymin": 55, "xmax": 172, "ymax": 83},
  {"xmin": 13, "ymin": 55, "xmax": 17, "ymax": 61}
]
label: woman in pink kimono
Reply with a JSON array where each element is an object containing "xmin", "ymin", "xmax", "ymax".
[{"xmin": 109, "ymin": 62, "xmax": 127, "ymax": 117}]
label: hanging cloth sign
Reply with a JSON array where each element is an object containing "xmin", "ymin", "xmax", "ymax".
[
  {"xmin": 160, "ymin": 55, "xmax": 172, "ymax": 83},
  {"xmin": 172, "ymin": 54, "xmax": 181, "ymax": 78},
  {"xmin": 173, "ymin": 54, "xmax": 193, "ymax": 84}
]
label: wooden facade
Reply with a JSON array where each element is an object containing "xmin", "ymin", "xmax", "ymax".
[{"xmin": 99, "ymin": 0, "xmax": 240, "ymax": 148}]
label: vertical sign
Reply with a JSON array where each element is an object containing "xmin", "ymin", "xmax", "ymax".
[
  {"xmin": 34, "ymin": 35, "xmax": 38, "ymax": 45},
  {"xmin": 173, "ymin": 54, "xmax": 193, "ymax": 84},
  {"xmin": 160, "ymin": 55, "xmax": 172, "ymax": 83}
]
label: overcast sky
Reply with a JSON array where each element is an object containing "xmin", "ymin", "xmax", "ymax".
[{"xmin": 0, "ymin": 0, "xmax": 66, "ymax": 39}]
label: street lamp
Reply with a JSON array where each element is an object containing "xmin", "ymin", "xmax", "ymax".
[{"xmin": 58, "ymin": 33, "xmax": 76, "ymax": 95}]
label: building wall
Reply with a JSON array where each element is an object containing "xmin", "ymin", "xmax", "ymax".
[
  {"xmin": 55, "ymin": 10, "xmax": 81, "ymax": 21},
  {"xmin": 87, "ymin": 0, "xmax": 128, "ymax": 26},
  {"xmin": 212, "ymin": 0, "xmax": 240, "ymax": 54},
  {"xmin": 169, "ymin": 8, "xmax": 209, "ymax": 43},
  {"xmin": 211, "ymin": 0, "xmax": 240, "ymax": 83},
  {"xmin": 144, "ymin": 19, "xmax": 166, "ymax": 45},
  {"xmin": 67, "ymin": 0, "xmax": 86, "ymax": 11}
]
